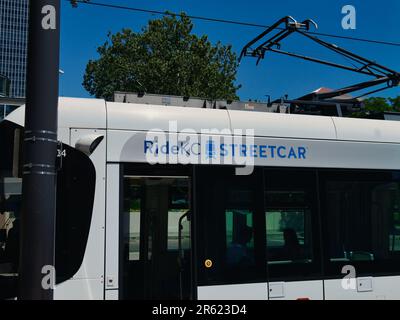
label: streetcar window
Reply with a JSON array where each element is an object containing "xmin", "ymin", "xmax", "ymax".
[
  {"xmin": 266, "ymin": 209, "xmax": 311, "ymax": 262},
  {"xmin": 322, "ymin": 171, "xmax": 400, "ymax": 276},
  {"xmin": 225, "ymin": 210, "xmax": 255, "ymax": 268},
  {"xmin": 265, "ymin": 169, "xmax": 322, "ymax": 281},
  {"xmin": 123, "ymin": 179, "xmax": 141, "ymax": 261},
  {"xmin": 168, "ymin": 211, "xmax": 190, "ymax": 251},
  {"xmin": 123, "ymin": 177, "xmax": 190, "ymax": 256},
  {"xmin": 55, "ymin": 143, "xmax": 96, "ymax": 283},
  {"xmin": 168, "ymin": 180, "xmax": 190, "ymax": 251}
]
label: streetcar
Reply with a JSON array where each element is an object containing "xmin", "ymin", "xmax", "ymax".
[{"xmin": 1, "ymin": 94, "xmax": 400, "ymax": 300}]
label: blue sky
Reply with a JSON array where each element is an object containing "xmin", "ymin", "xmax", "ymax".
[{"xmin": 59, "ymin": 0, "xmax": 400, "ymax": 101}]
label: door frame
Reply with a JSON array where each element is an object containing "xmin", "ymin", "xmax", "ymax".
[{"xmin": 117, "ymin": 163, "xmax": 195, "ymax": 300}]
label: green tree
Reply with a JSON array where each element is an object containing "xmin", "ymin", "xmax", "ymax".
[
  {"xmin": 388, "ymin": 96, "xmax": 400, "ymax": 111},
  {"xmin": 363, "ymin": 97, "xmax": 390, "ymax": 112},
  {"xmin": 363, "ymin": 96, "xmax": 400, "ymax": 114},
  {"xmin": 83, "ymin": 13, "xmax": 241, "ymax": 101},
  {"xmin": 349, "ymin": 96, "xmax": 400, "ymax": 118}
]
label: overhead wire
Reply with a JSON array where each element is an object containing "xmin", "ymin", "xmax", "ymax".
[{"xmin": 69, "ymin": 0, "xmax": 400, "ymax": 47}]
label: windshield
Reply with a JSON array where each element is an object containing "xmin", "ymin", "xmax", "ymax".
[
  {"xmin": 0, "ymin": 120, "xmax": 22, "ymax": 299},
  {"xmin": 0, "ymin": 120, "xmax": 96, "ymax": 299}
]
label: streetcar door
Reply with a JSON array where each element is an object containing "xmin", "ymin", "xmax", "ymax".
[
  {"xmin": 121, "ymin": 176, "xmax": 192, "ymax": 300},
  {"xmin": 265, "ymin": 169, "xmax": 324, "ymax": 300},
  {"xmin": 195, "ymin": 166, "xmax": 268, "ymax": 300}
]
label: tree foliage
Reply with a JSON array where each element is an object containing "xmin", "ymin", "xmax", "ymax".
[
  {"xmin": 363, "ymin": 96, "xmax": 400, "ymax": 113},
  {"xmin": 83, "ymin": 13, "xmax": 241, "ymax": 101}
]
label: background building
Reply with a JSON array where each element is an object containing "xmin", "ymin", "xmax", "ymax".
[{"xmin": 0, "ymin": 0, "xmax": 28, "ymax": 120}]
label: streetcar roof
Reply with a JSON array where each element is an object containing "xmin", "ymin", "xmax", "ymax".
[{"xmin": 4, "ymin": 97, "xmax": 400, "ymax": 144}]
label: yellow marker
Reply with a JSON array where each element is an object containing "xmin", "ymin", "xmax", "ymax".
[{"xmin": 205, "ymin": 259, "xmax": 213, "ymax": 268}]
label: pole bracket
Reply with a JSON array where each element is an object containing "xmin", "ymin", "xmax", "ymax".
[
  {"xmin": 23, "ymin": 163, "xmax": 57, "ymax": 176},
  {"xmin": 24, "ymin": 130, "xmax": 58, "ymax": 144}
]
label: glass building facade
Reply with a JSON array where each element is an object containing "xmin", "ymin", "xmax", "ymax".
[{"xmin": 0, "ymin": 0, "xmax": 28, "ymax": 120}]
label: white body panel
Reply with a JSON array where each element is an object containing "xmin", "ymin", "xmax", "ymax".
[
  {"xmin": 59, "ymin": 98, "xmax": 107, "ymax": 130},
  {"xmin": 108, "ymin": 130, "xmax": 400, "ymax": 170},
  {"xmin": 107, "ymin": 102, "xmax": 230, "ymax": 133},
  {"xmin": 5, "ymin": 98, "xmax": 107, "ymax": 130},
  {"xmin": 105, "ymin": 290, "xmax": 119, "ymax": 300},
  {"xmin": 268, "ymin": 281, "xmax": 323, "ymax": 300},
  {"xmin": 105, "ymin": 164, "xmax": 120, "ymax": 292},
  {"xmin": 229, "ymin": 110, "xmax": 337, "ymax": 140},
  {"xmin": 198, "ymin": 283, "xmax": 268, "ymax": 300},
  {"xmin": 54, "ymin": 279, "xmax": 104, "ymax": 300},
  {"xmin": 324, "ymin": 276, "xmax": 400, "ymax": 300},
  {"xmin": 333, "ymin": 117, "xmax": 400, "ymax": 143},
  {"xmin": 58, "ymin": 127, "xmax": 70, "ymax": 146}
]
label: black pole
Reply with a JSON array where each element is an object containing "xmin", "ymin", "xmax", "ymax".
[{"xmin": 20, "ymin": 0, "xmax": 60, "ymax": 300}]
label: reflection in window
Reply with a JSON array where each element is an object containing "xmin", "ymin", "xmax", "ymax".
[
  {"xmin": 123, "ymin": 178, "xmax": 191, "ymax": 257},
  {"xmin": 0, "ymin": 197, "xmax": 20, "ymax": 274},
  {"xmin": 266, "ymin": 209, "xmax": 311, "ymax": 263},
  {"xmin": 123, "ymin": 180, "xmax": 141, "ymax": 261},
  {"xmin": 324, "ymin": 172, "xmax": 400, "ymax": 275},
  {"xmin": 265, "ymin": 188, "xmax": 314, "ymax": 265},
  {"xmin": 168, "ymin": 210, "xmax": 190, "ymax": 251},
  {"xmin": 168, "ymin": 180, "xmax": 190, "ymax": 251},
  {"xmin": 264, "ymin": 169, "xmax": 320, "ymax": 280},
  {"xmin": 225, "ymin": 210, "xmax": 255, "ymax": 268},
  {"xmin": 392, "ymin": 203, "xmax": 400, "ymax": 252}
]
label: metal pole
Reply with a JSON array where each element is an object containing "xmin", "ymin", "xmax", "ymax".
[{"xmin": 19, "ymin": 0, "xmax": 60, "ymax": 300}]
